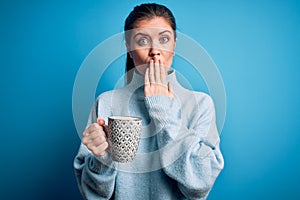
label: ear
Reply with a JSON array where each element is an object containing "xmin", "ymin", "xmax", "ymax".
[{"xmin": 126, "ymin": 42, "xmax": 133, "ymax": 58}]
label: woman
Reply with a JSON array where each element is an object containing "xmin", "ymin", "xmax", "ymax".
[{"xmin": 74, "ymin": 3, "xmax": 224, "ymax": 200}]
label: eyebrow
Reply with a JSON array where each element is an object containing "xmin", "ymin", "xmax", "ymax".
[
  {"xmin": 133, "ymin": 33, "xmax": 149, "ymax": 39},
  {"xmin": 159, "ymin": 30, "xmax": 172, "ymax": 35},
  {"xmin": 133, "ymin": 30, "xmax": 173, "ymax": 39}
]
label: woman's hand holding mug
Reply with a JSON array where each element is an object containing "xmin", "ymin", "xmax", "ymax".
[{"xmin": 82, "ymin": 118, "xmax": 109, "ymax": 156}]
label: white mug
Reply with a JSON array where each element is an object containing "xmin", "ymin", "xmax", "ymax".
[{"xmin": 107, "ymin": 116, "xmax": 142, "ymax": 163}]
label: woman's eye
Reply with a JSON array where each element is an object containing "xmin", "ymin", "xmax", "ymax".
[
  {"xmin": 137, "ymin": 38, "xmax": 149, "ymax": 46},
  {"xmin": 160, "ymin": 37, "xmax": 169, "ymax": 43}
]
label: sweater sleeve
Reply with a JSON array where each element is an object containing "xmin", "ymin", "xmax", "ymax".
[
  {"xmin": 73, "ymin": 96, "xmax": 117, "ymax": 200},
  {"xmin": 144, "ymin": 94, "xmax": 224, "ymax": 199}
]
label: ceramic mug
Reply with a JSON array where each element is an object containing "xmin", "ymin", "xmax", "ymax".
[{"xmin": 107, "ymin": 116, "xmax": 142, "ymax": 163}]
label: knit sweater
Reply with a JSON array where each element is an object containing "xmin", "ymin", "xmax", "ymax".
[{"xmin": 74, "ymin": 70, "xmax": 224, "ymax": 200}]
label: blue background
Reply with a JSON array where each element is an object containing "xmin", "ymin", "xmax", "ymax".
[{"xmin": 1, "ymin": 0, "xmax": 300, "ymax": 199}]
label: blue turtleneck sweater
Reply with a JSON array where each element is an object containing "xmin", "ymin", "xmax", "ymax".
[{"xmin": 74, "ymin": 70, "xmax": 224, "ymax": 200}]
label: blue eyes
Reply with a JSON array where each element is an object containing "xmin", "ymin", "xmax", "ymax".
[
  {"xmin": 137, "ymin": 38, "xmax": 149, "ymax": 46},
  {"xmin": 159, "ymin": 37, "xmax": 169, "ymax": 43},
  {"xmin": 137, "ymin": 37, "xmax": 169, "ymax": 46}
]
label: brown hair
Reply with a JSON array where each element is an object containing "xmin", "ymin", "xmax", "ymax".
[{"xmin": 124, "ymin": 3, "xmax": 176, "ymax": 83}]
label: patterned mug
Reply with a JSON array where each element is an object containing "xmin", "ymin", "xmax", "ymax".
[{"xmin": 107, "ymin": 116, "xmax": 142, "ymax": 163}]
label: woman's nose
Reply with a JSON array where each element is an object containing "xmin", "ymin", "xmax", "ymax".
[
  {"xmin": 149, "ymin": 45, "xmax": 161, "ymax": 57},
  {"xmin": 149, "ymin": 49, "xmax": 161, "ymax": 57}
]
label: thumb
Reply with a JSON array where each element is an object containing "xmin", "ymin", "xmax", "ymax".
[
  {"xmin": 97, "ymin": 117, "xmax": 109, "ymax": 137},
  {"xmin": 97, "ymin": 117, "xmax": 105, "ymax": 126}
]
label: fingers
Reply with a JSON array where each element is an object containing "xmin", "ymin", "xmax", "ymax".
[
  {"xmin": 83, "ymin": 128, "xmax": 105, "ymax": 143},
  {"xmin": 97, "ymin": 117, "xmax": 108, "ymax": 134},
  {"xmin": 144, "ymin": 67, "xmax": 150, "ymax": 97},
  {"xmin": 88, "ymin": 141, "xmax": 109, "ymax": 156},
  {"xmin": 160, "ymin": 61, "xmax": 167, "ymax": 86},
  {"xmin": 82, "ymin": 121, "xmax": 109, "ymax": 156},
  {"xmin": 83, "ymin": 123, "xmax": 99, "ymax": 137},
  {"xmin": 85, "ymin": 134, "xmax": 107, "ymax": 148},
  {"xmin": 83, "ymin": 123, "xmax": 106, "ymax": 136},
  {"xmin": 97, "ymin": 117, "xmax": 105, "ymax": 126},
  {"xmin": 144, "ymin": 58, "xmax": 172, "ymax": 98},
  {"xmin": 148, "ymin": 59, "xmax": 166, "ymax": 86},
  {"xmin": 154, "ymin": 59, "xmax": 161, "ymax": 83},
  {"xmin": 149, "ymin": 59, "xmax": 155, "ymax": 84},
  {"xmin": 144, "ymin": 67, "xmax": 150, "ymax": 85}
]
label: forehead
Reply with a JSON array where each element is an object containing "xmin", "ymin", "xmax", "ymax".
[{"xmin": 133, "ymin": 17, "xmax": 174, "ymax": 33}]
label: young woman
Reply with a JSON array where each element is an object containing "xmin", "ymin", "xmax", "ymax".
[{"xmin": 74, "ymin": 3, "xmax": 224, "ymax": 199}]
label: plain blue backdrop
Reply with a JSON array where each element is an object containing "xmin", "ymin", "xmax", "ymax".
[{"xmin": 1, "ymin": 0, "xmax": 300, "ymax": 199}]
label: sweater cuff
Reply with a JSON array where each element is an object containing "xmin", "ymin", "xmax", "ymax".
[
  {"xmin": 89, "ymin": 153, "xmax": 115, "ymax": 174},
  {"xmin": 145, "ymin": 94, "xmax": 171, "ymax": 108},
  {"xmin": 144, "ymin": 94, "xmax": 173, "ymax": 127},
  {"xmin": 80, "ymin": 143, "xmax": 115, "ymax": 173}
]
